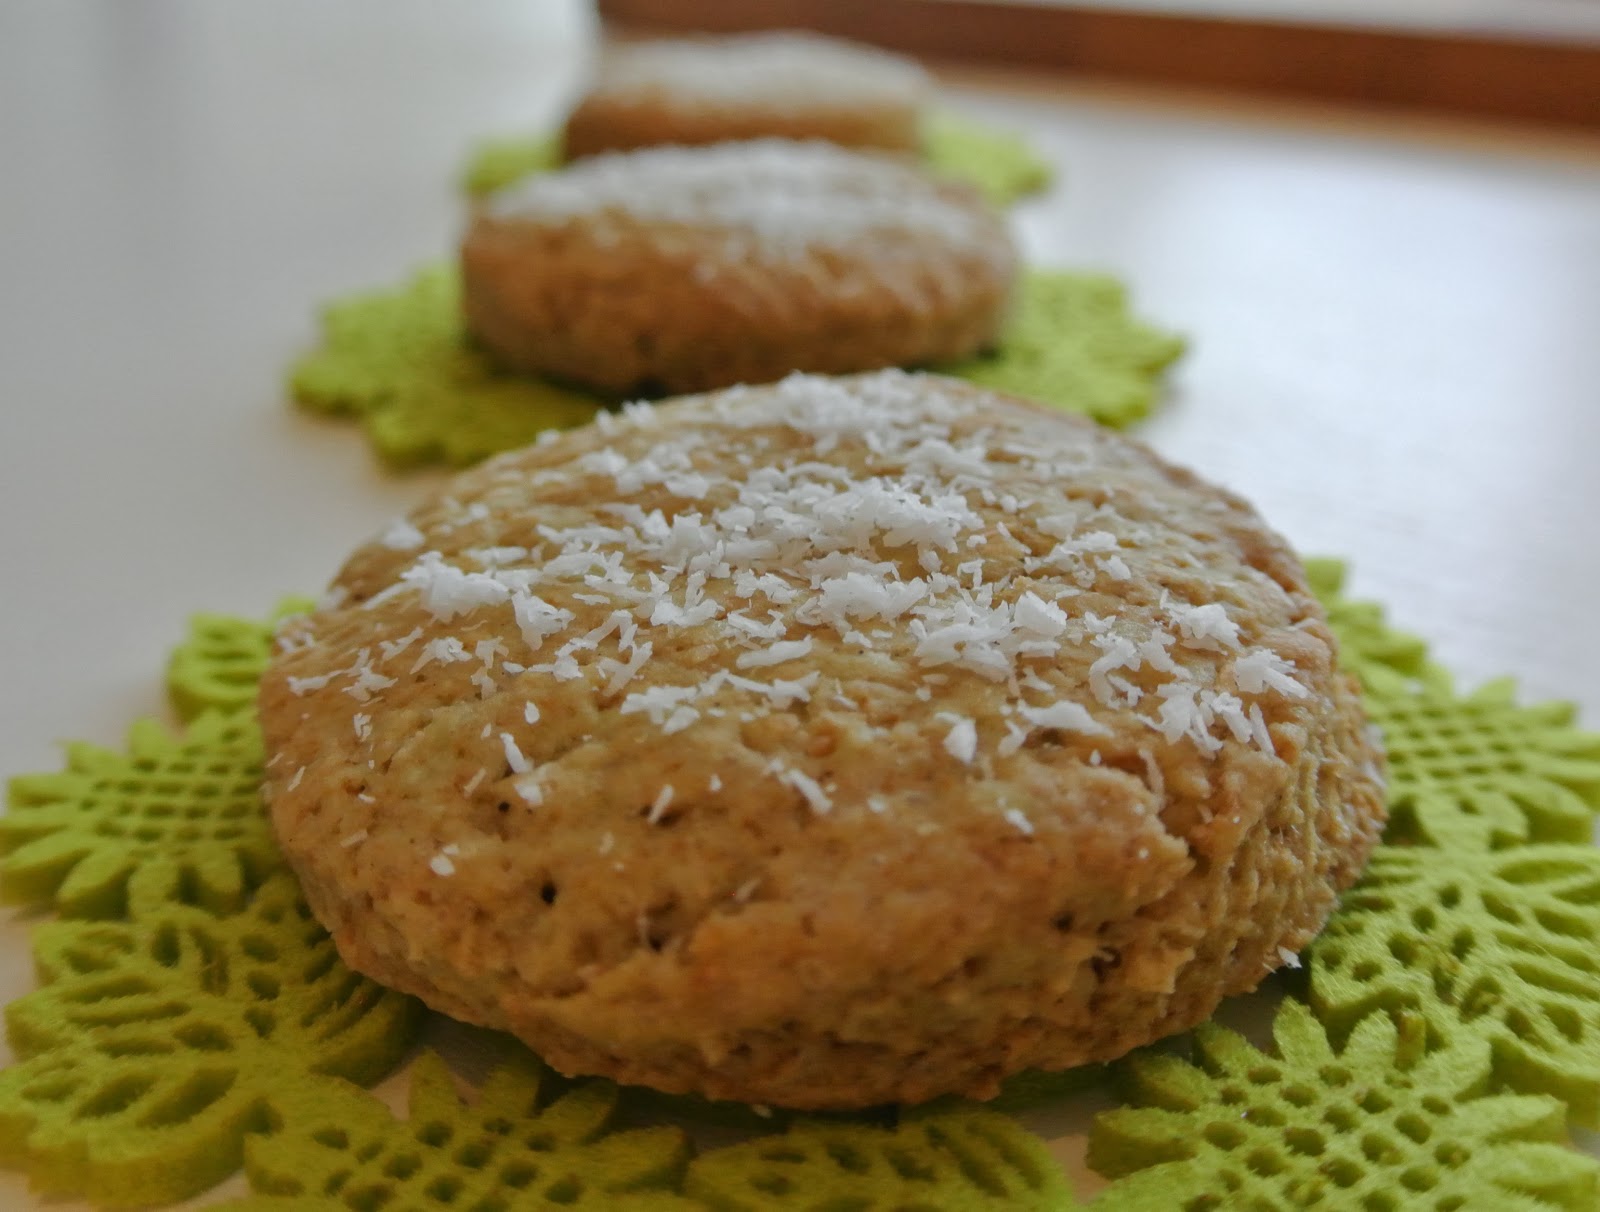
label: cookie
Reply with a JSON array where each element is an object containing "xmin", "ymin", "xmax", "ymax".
[
  {"xmin": 562, "ymin": 32, "xmax": 931, "ymax": 160},
  {"xmin": 460, "ymin": 140, "xmax": 1018, "ymax": 395},
  {"xmin": 260, "ymin": 371, "xmax": 1386, "ymax": 1110}
]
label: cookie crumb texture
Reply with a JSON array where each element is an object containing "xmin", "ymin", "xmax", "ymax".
[
  {"xmin": 462, "ymin": 140, "xmax": 1018, "ymax": 395},
  {"xmin": 562, "ymin": 33, "xmax": 932, "ymax": 160},
  {"xmin": 260, "ymin": 371, "xmax": 1385, "ymax": 1109}
]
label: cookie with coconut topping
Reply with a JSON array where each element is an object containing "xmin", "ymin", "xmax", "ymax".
[
  {"xmin": 260, "ymin": 371, "xmax": 1385, "ymax": 1110},
  {"xmin": 460, "ymin": 139, "xmax": 1018, "ymax": 394},
  {"xmin": 562, "ymin": 32, "xmax": 932, "ymax": 161}
]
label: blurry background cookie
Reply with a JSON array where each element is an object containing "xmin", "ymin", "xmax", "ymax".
[
  {"xmin": 562, "ymin": 31, "xmax": 931, "ymax": 160},
  {"xmin": 260, "ymin": 371, "xmax": 1386, "ymax": 1110},
  {"xmin": 461, "ymin": 139, "xmax": 1019, "ymax": 395}
]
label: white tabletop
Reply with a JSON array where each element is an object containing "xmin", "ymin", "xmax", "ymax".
[{"xmin": 2, "ymin": 2, "xmax": 1598, "ymax": 1206}]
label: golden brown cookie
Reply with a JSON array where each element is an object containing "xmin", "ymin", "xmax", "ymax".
[
  {"xmin": 260, "ymin": 371, "xmax": 1386, "ymax": 1110},
  {"xmin": 460, "ymin": 140, "xmax": 1018, "ymax": 395},
  {"xmin": 562, "ymin": 32, "xmax": 931, "ymax": 160}
]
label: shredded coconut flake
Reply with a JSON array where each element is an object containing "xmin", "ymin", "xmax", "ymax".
[
  {"xmin": 942, "ymin": 716, "xmax": 978, "ymax": 763},
  {"xmin": 1169, "ymin": 601, "xmax": 1242, "ymax": 651},
  {"xmin": 773, "ymin": 764, "xmax": 833, "ymax": 814},
  {"xmin": 1003, "ymin": 807, "xmax": 1035, "ymax": 836},
  {"xmin": 735, "ymin": 636, "xmax": 813, "ymax": 669},
  {"xmin": 1018, "ymin": 700, "xmax": 1111, "ymax": 736},
  {"xmin": 1233, "ymin": 649, "xmax": 1311, "ymax": 698},
  {"xmin": 500, "ymin": 733, "xmax": 532, "ymax": 775},
  {"xmin": 380, "ymin": 518, "xmax": 425, "ymax": 550},
  {"xmin": 647, "ymin": 784, "xmax": 676, "ymax": 825},
  {"xmin": 287, "ymin": 673, "xmax": 334, "ymax": 696}
]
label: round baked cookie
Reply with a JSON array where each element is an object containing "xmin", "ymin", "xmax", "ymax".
[
  {"xmin": 260, "ymin": 371, "xmax": 1386, "ymax": 1110},
  {"xmin": 562, "ymin": 32, "xmax": 932, "ymax": 160},
  {"xmin": 461, "ymin": 140, "xmax": 1017, "ymax": 396}
]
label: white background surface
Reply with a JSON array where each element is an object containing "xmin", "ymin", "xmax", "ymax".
[{"xmin": 1, "ymin": 1, "xmax": 1598, "ymax": 1205}]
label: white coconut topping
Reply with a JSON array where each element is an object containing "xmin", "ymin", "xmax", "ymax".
[
  {"xmin": 647, "ymin": 785, "xmax": 675, "ymax": 825},
  {"xmin": 736, "ymin": 637, "xmax": 813, "ymax": 669},
  {"xmin": 380, "ymin": 518, "xmax": 425, "ymax": 550},
  {"xmin": 1003, "ymin": 808, "xmax": 1035, "ymax": 836},
  {"xmin": 499, "ymin": 732, "xmax": 532, "ymax": 775},
  {"xmin": 291, "ymin": 371, "xmax": 1334, "ymax": 827},
  {"xmin": 287, "ymin": 673, "xmax": 335, "ymax": 696},
  {"xmin": 1233, "ymin": 649, "xmax": 1310, "ymax": 698},
  {"xmin": 771, "ymin": 763, "xmax": 833, "ymax": 815},
  {"xmin": 662, "ymin": 706, "xmax": 700, "ymax": 735},
  {"xmin": 733, "ymin": 877, "xmax": 762, "ymax": 903},
  {"xmin": 943, "ymin": 716, "xmax": 978, "ymax": 764},
  {"xmin": 1018, "ymin": 701, "xmax": 1112, "ymax": 736},
  {"xmin": 1169, "ymin": 601, "xmax": 1242, "ymax": 651},
  {"xmin": 489, "ymin": 140, "xmax": 997, "ymax": 261},
  {"xmin": 594, "ymin": 32, "xmax": 929, "ymax": 109}
]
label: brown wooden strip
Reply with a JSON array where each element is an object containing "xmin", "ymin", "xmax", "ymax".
[{"xmin": 596, "ymin": 0, "xmax": 1600, "ymax": 129}]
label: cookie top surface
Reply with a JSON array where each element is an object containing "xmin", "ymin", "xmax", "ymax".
[
  {"xmin": 481, "ymin": 139, "xmax": 1006, "ymax": 262},
  {"xmin": 590, "ymin": 32, "xmax": 931, "ymax": 112},
  {"xmin": 266, "ymin": 371, "xmax": 1352, "ymax": 842}
]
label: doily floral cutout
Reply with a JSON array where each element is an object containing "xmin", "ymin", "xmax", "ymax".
[
  {"xmin": 1090, "ymin": 999, "xmax": 1597, "ymax": 1211},
  {"xmin": 1303, "ymin": 558, "xmax": 1430, "ymax": 683},
  {"xmin": 459, "ymin": 111, "xmax": 1053, "ymax": 206},
  {"xmin": 1, "ymin": 711, "xmax": 275, "ymax": 920},
  {"xmin": 682, "ymin": 1104, "xmax": 1078, "ymax": 1210},
  {"xmin": 922, "ymin": 110, "xmax": 1054, "ymax": 206},
  {"xmin": 1310, "ymin": 796, "xmax": 1600, "ymax": 1128},
  {"xmin": 459, "ymin": 132, "xmax": 562, "ymax": 197},
  {"xmin": 0, "ymin": 873, "xmax": 419, "ymax": 1207},
  {"xmin": 168, "ymin": 600, "xmax": 313, "ymax": 723},
  {"xmin": 945, "ymin": 272, "xmax": 1186, "ymax": 430},
  {"xmin": 290, "ymin": 266, "xmax": 604, "ymax": 468},
  {"xmin": 290, "ymin": 266, "xmax": 1183, "ymax": 468},
  {"xmin": 216, "ymin": 1052, "xmax": 697, "ymax": 1212},
  {"xmin": 1307, "ymin": 565, "xmax": 1600, "ymax": 848},
  {"xmin": 1367, "ymin": 675, "xmax": 1600, "ymax": 849}
]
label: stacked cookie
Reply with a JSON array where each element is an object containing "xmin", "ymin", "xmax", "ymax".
[
  {"xmin": 263, "ymin": 371, "xmax": 1385, "ymax": 1107},
  {"xmin": 462, "ymin": 33, "xmax": 1019, "ymax": 395},
  {"xmin": 263, "ymin": 35, "xmax": 1386, "ymax": 1111},
  {"xmin": 562, "ymin": 31, "xmax": 933, "ymax": 158}
]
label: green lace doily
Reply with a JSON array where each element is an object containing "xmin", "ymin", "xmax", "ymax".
[
  {"xmin": 459, "ymin": 111, "xmax": 1052, "ymax": 207},
  {"xmin": 3, "ymin": 564, "xmax": 1599, "ymax": 1209},
  {"xmin": 291, "ymin": 265, "xmax": 1184, "ymax": 468},
  {"xmin": 1091, "ymin": 999, "xmax": 1593, "ymax": 1211}
]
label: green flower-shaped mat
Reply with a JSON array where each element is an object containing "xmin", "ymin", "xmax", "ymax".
[{"xmin": 3, "ymin": 564, "xmax": 1599, "ymax": 1209}]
